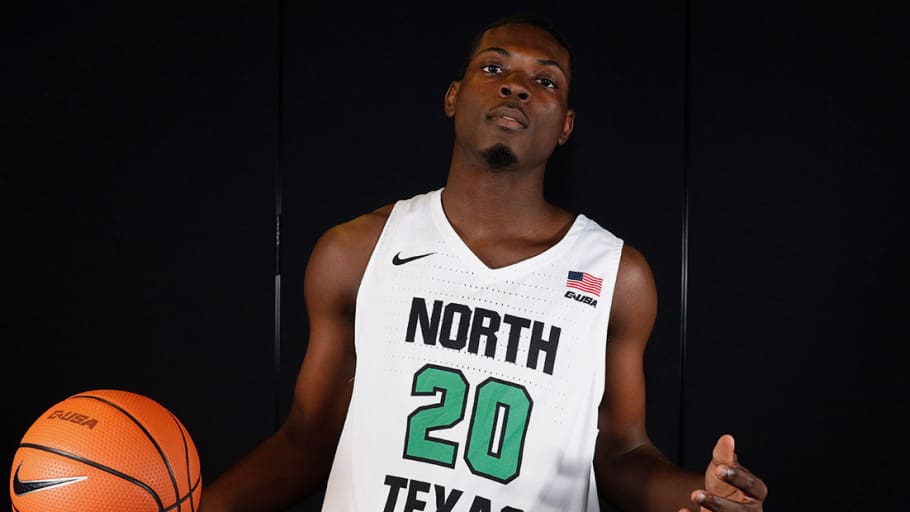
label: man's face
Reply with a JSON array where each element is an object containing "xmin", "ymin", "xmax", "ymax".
[{"xmin": 445, "ymin": 23, "xmax": 575, "ymax": 170}]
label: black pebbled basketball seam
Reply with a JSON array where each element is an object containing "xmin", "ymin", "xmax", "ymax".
[
  {"xmin": 77, "ymin": 394, "xmax": 184, "ymax": 511},
  {"xmin": 18, "ymin": 443, "xmax": 166, "ymax": 510},
  {"xmin": 170, "ymin": 410, "xmax": 196, "ymax": 512},
  {"xmin": 16, "ymin": 393, "xmax": 200, "ymax": 512},
  {"xmin": 75, "ymin": 393, "xmax": 196, "ymax": 512},
  {"xmin": 16, "ymin": 442, "xmax": 202, "ymax": 511}
]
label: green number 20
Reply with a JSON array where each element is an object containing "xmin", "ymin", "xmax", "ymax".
[{"xmin": 403, "ymin": 364, "xmax": 533, "ymax": 483}]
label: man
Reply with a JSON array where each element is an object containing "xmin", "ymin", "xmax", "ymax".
[{"xmin": 202, "ymin": 13, "xmax": 768, "ymax": 512}]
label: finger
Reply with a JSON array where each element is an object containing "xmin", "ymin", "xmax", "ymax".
[
  {"xmin": 688, "ymin": 490, "xmax": 709, "ymax": 512},
  {"xmin": 715, "ymin": 464, "xmax": 769, "ymax": 501},
  {"xmin": 711, "ymin": 434, "xmax": 736, "ymax": 466},
  {"xmin": 692, "ymin": 490, "xmax": 762, "ymax": 512}
]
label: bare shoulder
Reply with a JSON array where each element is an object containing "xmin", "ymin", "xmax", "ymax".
[
  {"xmin": 609, "ymin": 243, "xmax": 658, "ymax": 343},
  {"xmin": 615, "ymin": 243, "xmax": 656, "ymax": 296},
  {"xmin": 313, "ymin": 204, "xmax": 393, "ymax": 259},
  {"xmin": 305, "ymin": 204, "xmax": 394, "ymax": 308}
]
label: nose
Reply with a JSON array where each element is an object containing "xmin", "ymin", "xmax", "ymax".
[
  {"xmin": 499, "ymin": 73, "xmax": 531, "ymax": 101},
  {"xmin": 500, "ymin": 86, "xmax": 529, "ymax": 101}
]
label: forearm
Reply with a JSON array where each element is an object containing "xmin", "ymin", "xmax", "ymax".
[
  {"xmin": 201, "ymin": 426, "xmax": 335, "ymax": 512},
  {"xmin": 597, "ymin": 442, "xmax": 702, "ymax": 512}
]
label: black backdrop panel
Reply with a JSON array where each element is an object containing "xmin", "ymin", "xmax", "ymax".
[
  {"xmin": 278, "ymin": 3, "xmax": 685, "ymax": 510},
  {"xmin": 11, "ymin": 1, "xmax": 904, "ymax": 510},
  {"xmin": 685, "ymin": 3, "xmax": 908, "ymax": 509},
  {"xmin": 3, "ymin": 4, "xmax": 279, "ymax": 507}
]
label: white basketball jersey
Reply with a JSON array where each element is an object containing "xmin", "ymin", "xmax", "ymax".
[{"xmin": 322, "ymin": 189, "xmax": 624, "ymax": 512}]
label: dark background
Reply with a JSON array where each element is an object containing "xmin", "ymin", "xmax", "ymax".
[{"xmin": 3, "ymin": 2, "xmax": 907, "ymax": 510}]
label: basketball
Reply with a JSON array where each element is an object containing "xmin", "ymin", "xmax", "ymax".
[{"xmin": 9, "ymin": 389, "xmax": 202, "ymax": 512}]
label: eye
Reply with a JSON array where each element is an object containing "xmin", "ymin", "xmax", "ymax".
[
  {"xmin": 481, "ymin": 64, "xmax": 503, "ymax": 74},
  {"xmin": 536, "ymin": 77, "xmax": 557, "ymax": 89}
]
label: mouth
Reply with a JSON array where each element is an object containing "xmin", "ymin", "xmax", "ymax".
[{"xmin": 487, "ymin": 104, "xmax": 528, "ymax": 129}]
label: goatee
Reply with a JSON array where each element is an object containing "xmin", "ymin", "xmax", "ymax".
[{"xmin": 481, "ymin": 143, "xmax": 519, "ymax": 169}]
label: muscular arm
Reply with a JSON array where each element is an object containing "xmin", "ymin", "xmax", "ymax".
[
  {"xmin": 594, "ymin": 244, "xmax": 702, "ymax": 512},
  {"xmin": 201, "ymin": 207, "xmax": 390, "ymax": 512}
]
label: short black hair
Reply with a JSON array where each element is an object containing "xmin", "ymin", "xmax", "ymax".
[{"xmin": 455, "ymin": 13, "xmax": 574, "ymax": 82}]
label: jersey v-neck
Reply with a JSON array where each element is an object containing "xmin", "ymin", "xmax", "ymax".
[{"xmin": 428, "ymin": 188, "xmax": 584, "ymax": 282}]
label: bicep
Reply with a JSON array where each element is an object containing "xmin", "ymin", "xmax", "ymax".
[
  {"xmin": 597, "ymin": 244, "xmax": 658, "ymax": 454},
  {"xmin": 283, "ymin": 213, "xmax": 386, "ymax": 441},
  {"xmin": 595, "ymin": 246, "xmax": 703, "ymax": 511}
]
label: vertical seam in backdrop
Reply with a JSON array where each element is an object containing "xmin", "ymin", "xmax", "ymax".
[
  {"xmin": 679, "ymin": 0, "xmax": 692, "ymax": 467},
  {"xmin": 273, "ymin": 0, "xmax": 286, "ymax": 431}
]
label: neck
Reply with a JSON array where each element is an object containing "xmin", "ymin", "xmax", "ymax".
[
  {"xmin": 437, "ymin": 152, "xmax": 576, "ymax": 269},
  {"xmin": 441, "ymin": 153, "xmax": 562, "ymax": 240}
]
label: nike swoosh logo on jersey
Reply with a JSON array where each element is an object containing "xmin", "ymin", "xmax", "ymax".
[
  {"xmin": 12, "ymin": 463, "xmax": 87, "ymax": 496},
  {"xmin": 392, "ymin": 251, "xmax": 435, "ymax": 265}
]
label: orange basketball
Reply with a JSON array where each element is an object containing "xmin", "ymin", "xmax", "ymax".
[{"xmin": 9, "ymin": 389, "xmax": 202, "ymax": 512}]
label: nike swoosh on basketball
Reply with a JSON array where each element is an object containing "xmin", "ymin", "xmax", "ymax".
[
  {"xmin": 392, "ymin": 251, "xmax": 435, "ymax": 265},
  {"xmin": 13, "ymin": 463, "xmax": 87, "ymax": 496}
]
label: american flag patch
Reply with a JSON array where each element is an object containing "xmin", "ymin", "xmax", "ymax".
[{"xmin": 566, "ymin": 271, "xmax": 603, "ymax": 297}]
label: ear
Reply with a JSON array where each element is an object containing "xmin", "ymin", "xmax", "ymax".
[
  {"xmin": 557, "ymin": 108, "xmax": 575, "ymax": 146},
  {"xmin": 444, "ymin": 81, "xmax": 460, "ymax": 118}
]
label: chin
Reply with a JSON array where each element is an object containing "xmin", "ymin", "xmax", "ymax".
[{"xmin": 481, "ymin": 143, "xmax": 519, "ymax": 169}]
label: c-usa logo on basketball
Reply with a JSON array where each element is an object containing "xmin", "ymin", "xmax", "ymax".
[{"xmin": 47, "ymin": 410, "xmax": 99, "ymax": 429}]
